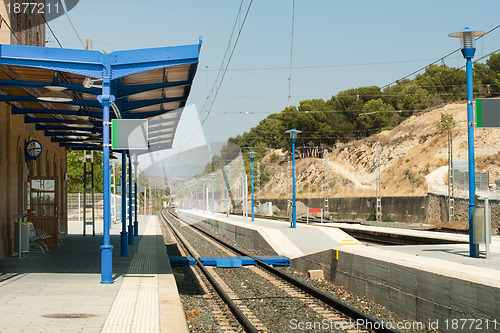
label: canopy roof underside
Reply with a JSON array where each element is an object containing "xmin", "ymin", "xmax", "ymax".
[{"xmin": 0, "ymin": 40, "xmax": 202, "ymax": 152}]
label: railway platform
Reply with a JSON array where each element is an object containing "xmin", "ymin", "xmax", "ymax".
[
  {"xmin": 178, "ymin": 209, "xmax": 500, "ymax": 332},
  {"xmin": 0, "ymin": 215, "xmax": 187, "ymax": 333},
  {"xmin": 177, "ymin": 209, "xmax": 363, "ymax": 259}
]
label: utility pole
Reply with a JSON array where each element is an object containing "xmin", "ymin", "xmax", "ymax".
[
  {"xmin": 376, "ymin": 142, "xmax": 382, "ymax": 222},
  {"xmin": 256, "ymin": 161, "xmax": 261, "ymax": 208},
  {"xmin": 448, "ymin": 129, "xmax": 455, "ymax": 222},
  {"xmin": 85, "ymin": 39, "xmax": 93, "ymax": 50},
  {"xmin": 324, "ymin": 149, "xmax": 329, "ymax": 216}
]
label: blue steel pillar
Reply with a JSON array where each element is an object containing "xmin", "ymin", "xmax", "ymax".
[
  {"xmin": 449, "ymin": 27, "xmax": 485, "ymax": 257},
  {"xmin": 247, "ymin": 151, "xmax": 257, "ymax": 221},
  {"xmin": 120, "ymin": 152, "xmax": 128, "ymax": 257},
  {"xmin": 286, "ymin": 129, "xmax": 301, "ymax": 229},
  {"xmin": 133, "ymin": 156, "xmax": 139, "ymax": 236},
  {"xmin": 202, "ymin": 178, "xmax": 206, "ymax": 213},
  {"xmin": 98, "ymin": 84, "xmax": 115, "ymax": 283},
  {"xmin": 224, "ymin": 165, "xmax": 231, "ymax": 217},
  {"xmin": 186, "ymin": 186, "xmax": 189, "ymax": 209},
  {"xmin": 128, "ymin": 152, "xmax": 134, "ymax": 244},
  {"xmin": 211, "ymin": 173, "xmax": 215, "ymax": 215},
  {"xmin": 195, "ymin": 182, "xmax": 198, "ymax": 211}
]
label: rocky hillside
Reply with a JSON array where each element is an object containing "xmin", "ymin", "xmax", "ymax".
[{"xmin": 258, "ymin": 102, "xmax": 500, "ymax": 199}]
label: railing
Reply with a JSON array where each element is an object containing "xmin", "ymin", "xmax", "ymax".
[
  {"xmin": 67, "ymin": 193, "xmax": 123, "ymax": 222},
  {"xmin": 427, "ymin": 183, "xmax": 500, "ymax": 200}
]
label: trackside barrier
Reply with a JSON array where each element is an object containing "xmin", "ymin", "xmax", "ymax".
[{"xmin": 307, "ymin": 208, "xmax": 323, "ymax": 224}]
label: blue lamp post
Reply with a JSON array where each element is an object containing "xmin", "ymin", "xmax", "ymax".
[
  {"xmin": 211, "ymin": 173, "xmax": 215, "ymax": 215},
  {"xmin": 286, "ymin": 129, "xmax": 301, "ymax": 228},
  {"xmin": 120, "ymin": 152, "xmax": 128, "ymax": 257},
  {"xmin": 190, "ymin": 184, "xmax": 193, "ymax": 210},
  {"xmin": 195, "ymin": 181, "xmax": 198, "ymax": 211},
  {"xmin": 202, "ymin": 178, "xmax": 206, "ymax": 213},
  {"xmin": 224, "ymin": 165, "xmax": 231, "ymax": 217},
  {"xmin": 133, "ymin": 154, "xmax": 139, "ymax": 237},
  {"xmin": 247, "ymin": 151, "xmax": 257, "ymax": 221},
  {"xmin": 186, "ymin": 186, "xmax": 189, "ymax": 209},
  {"xmin": 127, "ymin": 151, "xmax": 133, "ymax": 244},
  {"xmin": 449, "ymin": 27, "xmax": 485, "ymax": 258}
]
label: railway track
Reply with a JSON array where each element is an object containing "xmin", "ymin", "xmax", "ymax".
[{"xmin": 160, "ymin": 208, "xmax": 399, "ymax": 333}]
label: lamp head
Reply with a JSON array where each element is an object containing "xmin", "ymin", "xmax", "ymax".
[
  {"xmin": 286, "ymin": 129, "xmax": 301, "ymax": 141},
  {"xmin": 38, "ymin": 73, "xmax": 73, "ymax": 102},
  {"xmin": 449, "ymin": 27, "xmax": 485, "ymax": 58},
  {"xmin": 224, "ymin": 165, "xmax": 231, "ymax": 172},
  {"xmin": 247, "ymin": 151, "xmax": 257, "ymax": 161}
]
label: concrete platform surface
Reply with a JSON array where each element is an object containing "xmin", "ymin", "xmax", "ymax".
[
  {"xmin": 180, "ymin": 210, "xmax": 500, "ymax": 285},
  {"xmin": 179, "ymin": 210, "xmax": 500, "ymax": 332},
  {"xmin": 0, "ymin": 215, "xmax": 187, "ymax": 333},
  {"xmin": 178, "ymin": 210, "xmax": 363, "ymax": 259}
]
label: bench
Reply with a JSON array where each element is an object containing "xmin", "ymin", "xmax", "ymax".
[{"xmin": 28, "ymin": 223, "xmax": 50, "ymax": 253}]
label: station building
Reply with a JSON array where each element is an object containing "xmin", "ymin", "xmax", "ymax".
[
  {"xmin": 0, "ymin": 3, "xmax": 201, "ymax": 264},
  {"xmin": 0, "ymin": 6, "xmax": 67, "ymax": 257}
]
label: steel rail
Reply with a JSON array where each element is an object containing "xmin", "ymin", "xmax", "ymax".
[
  {"xmin": 167, "ymin": 209, "xmax": 400, "ymax": 333},
  {"xmin": 160, "ymin": 210, "xmax": 258, "ymax": 333}
]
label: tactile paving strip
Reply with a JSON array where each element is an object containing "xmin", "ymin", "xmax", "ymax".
[{"xmin": 101, "ymin": 219, "xmax": 160, "ymax": 333}]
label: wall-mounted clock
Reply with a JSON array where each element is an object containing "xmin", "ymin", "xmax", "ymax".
[{"xmin": 25, "ymin": 140, "xmax": 42, "ymax": 163}]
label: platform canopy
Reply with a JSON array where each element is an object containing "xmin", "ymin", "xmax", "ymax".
[{"xmin": 0, "ymin": 39, "xmax": 202, "ymax": 151}]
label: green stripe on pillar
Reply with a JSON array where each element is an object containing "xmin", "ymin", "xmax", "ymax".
[
  {"xmin": 476, "ymin": 98, "xmax": 482, "ymax": 128},
  {"xmin": 111, "ymin": 119, "xmax": 118, "ymax": 149}
]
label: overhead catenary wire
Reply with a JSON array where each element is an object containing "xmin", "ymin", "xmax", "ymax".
[
  {"xmin": 382, "ymin": 23, "xmax": 500, "ymax": 89},
  {"xmin": 202, "ymin": 0, "xmax": 245, "ymax": 113},
  {"xmin": 286, "ymin": 0, "xmax": 295, "ymax": 107},
  {"xmin": 201, "ymin": 0, "xmax": 254, "ymax": 122},
  {"xmin": 24, "ymin": 0, "xmax": 64, "ymax": 48},
  {"xmin": 0, "ymin": 15, "xmax": 21, "ymax": 45},
  {"xmin": 57, "ymin": 0, "xmax": 85, "ymax": 48},
  {"xmin": 182, "ymin": 0, "xmax": 254, "ymax": 150}
]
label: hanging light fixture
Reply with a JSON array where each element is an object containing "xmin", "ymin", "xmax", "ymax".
[
  {"xmin": 70, "ymin": 107, "xmax": 94, "ymax": 128},
  {"xmin": 83, "ymin": 133, "xmax": 101, "ymax": 143},
  {"xmin": 38, "ymin": 73, "xmax": 73, "ymax": 102}
]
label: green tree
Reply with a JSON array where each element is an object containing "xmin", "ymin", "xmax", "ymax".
[
  {"xmin": 435, "ymin": 112, "xmax": 456, "ymax": 132},
  {"xmin": 67, "ymin": 151, "xmax": 104, "ymax": 193},
  {"xmin": 383, "ymin": 80, "xmax": 432, "ymax": 114},
  {"xmin": 356, "ymin": 99, "xmax": 395, "ymax": 135},
  {"xmin": 415, "ymin": 64, "xmax": 466, "ymax": 102}
]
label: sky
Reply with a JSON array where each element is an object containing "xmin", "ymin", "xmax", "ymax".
[{"xmin": 46, "ymin": 0, "xmax": 500, "ymax": 145}]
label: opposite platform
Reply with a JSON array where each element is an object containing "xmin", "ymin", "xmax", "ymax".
[
  {"xmin": 179, "ymin": 209, "xmax": 500, "ymax": 332},
  {"xmin": 177, "ymin": 209, "xmax": 362, "ymax": 259},
  {"xmin": 0, "ymin": 215, "xmax": 187, "ymax": 333}
]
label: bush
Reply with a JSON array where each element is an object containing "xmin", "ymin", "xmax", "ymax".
[
  {"xmin": 382, "ymin": 216, "xmax": 395, "ymax": 222},
  {"xmin": 366, "ymin": 210, "xmax": 376, "ymax": 221},
  {"xmin": 269, "ymin": 152, "xmax": 279, "ymax": 162}
]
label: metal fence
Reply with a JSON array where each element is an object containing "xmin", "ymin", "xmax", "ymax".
[{"xmin": 68, "ymin": 193, "xmax": 123, "ymax": 223}]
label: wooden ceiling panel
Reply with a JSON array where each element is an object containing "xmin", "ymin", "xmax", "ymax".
[
  {"xmin": 164, "ymin": 86, "xmax": 185, "ymax": 98},
  {"xmin": 128, "ymin": 89, "xmax": 162, "ymax": 101},
  {"xmin": 122, "ymin": 68, "xmax": 164, "ymax": 86},
  {"xmin": 167, "ymin": 64, "xmax": 191, "ymax": 82},
  {"xmin": 161, "ymin": 101, "xmax": 181, "ymax": 110}
]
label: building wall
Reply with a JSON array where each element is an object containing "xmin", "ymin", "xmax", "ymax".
[
  {"xmin": 0, "ymin": 2, "xmax": 65, "ymax": 257},
  {"xmin": 0, "ymin": 104, "xmax": 68, "ymax": 257}
]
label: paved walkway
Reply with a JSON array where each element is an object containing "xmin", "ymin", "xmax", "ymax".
[{"xmin": 0, "ymin": 215, "xmax": 187, "ymax": 333}]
